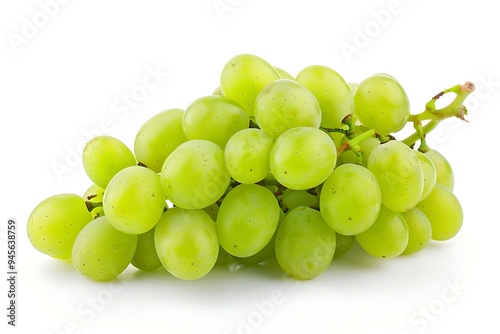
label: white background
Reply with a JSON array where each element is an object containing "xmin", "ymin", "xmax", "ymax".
[{"xmin": 2, "ymin": 0, "xmax": 499, "ymax": 333}]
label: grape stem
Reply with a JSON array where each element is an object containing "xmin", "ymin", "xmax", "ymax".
[
  {"xmin": 336, "ymin": 129, "xmax": 376, "ymax": 155},
  {"xmin": 85, "ymin": 201, "xmax": 103, "ymax": 212},
  {"xmin": 401, "ymin": 81, "xmax": 475, "ymax": 152}
]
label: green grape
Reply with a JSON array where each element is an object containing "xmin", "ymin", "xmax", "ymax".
[
  {"xmin": 274, "ymin": 66, "xmax": 294, "ymax": 79},
  {"xmin": 367, "ymin": 140, "xmax": 424, "ymax": 212},
  {"xmin": 155, "ymin": 207, "xmax": 219, "ymax": 280},
  {"xmin": 353, "ymin": 74, "xmax": 410, "ymax": 135},
  {"xmin": 183, "ymin": 95, "xmax": 249, "ymax": 148},
  {"xmin": 254, "ymin": 79, "xmax": 322, "ymax": 140},
  {"xmin": 220, "ymin": 54, "xmax": 280, "ymax": 116},
  {"xmin": 72, "ymin": 216, "xmax": 137, "ymax": 281},
  {"xmin": 212, "ymin": 86, "xmax": 224, "ymax": 96},
  {"xmin": 355, "ymin": 206, "xmax": 409, "ymax": 259},
  {"xmin": 161, "ymin": 140, "xmax": 230, "ymax": 210},
  {"xmin": 275, "ymin": 206, "xmax": 336, "ymax": 280},
  {"xmin": 400, "ymin": 207, "xmax": 432, "ymax": 255},
  {"xmin": 320, "ymin": 163, "xmax": 382, "ymax": 235},
  {"xmin": 280, "ymin": 189, "xmax": 319, "ymax": 212},
  {"xmin": 83, "ymin": 184, "xmax": 105, "ymax": 218},
  {"xmin": 82, "ymin": 135, "xmax": 136, "ymax": 189},
  {"xmin": 295, "ymin": 64, "xmax": 354, "ymax": 128},
  {"xmin": 103, "ymin": 166, "xmax": 166, "ymax": 235},
  {"xmin": 216, "ymin": 184, "xmax": 280, "ymax": 257},
  {"xmin": 348, "ymin": 83, "xmax": 358, "ymax": 96},
  {"xmin": 224, "ymin": 128, "xmax": 274, "ymax": 184},
  {"xmin": 425, "ymin": 148, "xmax": 454, "ymax": 190},
  {"xmin": 415, "ymin": 151, "xmax": 437, "ymax": 201},
  {"xmin": 270, "ymin": 127, "xmax": 337, "ymax": 190},
  {"xmin": 27, "ymin": 193, "xmax": 93, "ymax": 259},
  {"xmin": 203, "ymin": 202, "xmax": 220, "ymax": 221},
  {"xmin": 333, "ymin": 233, "xmax": 355, "ymax": 259},
  {"xmin": 131, "ymin": 226, "xmax": 162, "ymax": 271},
  {"xmin": 134, "ymin": 108, "xmax": 188, "ymax": 173},
  {"xmin": 416, "ymin": 183, "xmax": 463, "ymax": 241}
]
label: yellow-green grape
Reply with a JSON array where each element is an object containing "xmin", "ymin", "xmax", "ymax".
[
  {"xmin": 212, "ymin": 86, "xmax": 223, "ymax": 96},
  {"xmin": 254, "ymin": 79, "xmax": 322, "ymax": 140},
  {"xmin": 160, "ymin": 140, "xmax": 230, "ymax": 210},
  {"xmin": 275, "ymin": 206, "xmax": 336, "ymax": 280},
  {"xmin": 183, "ymin": 95, "xmax": 249, "ymax": 148},
  {"xmin": 103, "ymin": 166, "xmax": 166, "ymax": 235},
  {"xmin": 401, "ymin": 207, "xmax": 432, "ymax": 255},
  {"xmin": 203, "ymin": 203, "xmax": 220, "ymax": 221},
  {"xmin": 27, "ymin": 193, "xmax": 93, "ymax": 259},
  {"xmin": 353, "ymin": 74, "xmax": 410, "ymax": 135},
  {"xmin": 72, "ymin": 216, "xmax": 137, "ymax": 281},
  {"xmin": 415, "ymin": 150, "xmax": 437, "ymax": 201},
  {"xmin": 155, "ymin": 207, "xmax": 219, "ymax": 280},
  {"xmin": 82, "ymin": 135, "xmax": 136, "ymax": 189},
  {"xmin": 296, "ymin": 64, "xmax": 354, "ymax": 129},
  {"xmin": 425, "ymin": 148, "xmax": 454, "ymax": 190},
  {"xmin": 367, "ymin": 140, "xmax": 424, "ymax": 212},
  {"xmin": 416, "ymin": 183, "xmax": 463, "ymax": 241},
  {"xmin": 320, "ymin": 163, "xmax": 382, "ymax": 235},
  {"xmin": 83, "ymin": 184, "xmax": 105, "ymax": 218},
  {"xmin": 134, "ymin": 108, "xmax": 188, "ymax": 173},
  {"xmin": 355, "ymin": 206, "xmax": 409, "ymax": 259},
  {"xmin": 274, "ymin": 66, "xmax": 294, "ymax": 79},
  {"xmin": 280, "ymin": 189, "xmax": 319, "ymax": 212},
  {"xmin": 270, "ymin": 127, "xmax": 337, "ymax": 190},
  {"xmin": 131, "ymin": 226, "xmax": 162, "ymax": 271},
  {"xmin": 216, "ymin": 184, "xmax": 280, "ymax": 258},
  {"xmin": 220, "ymin": 54, "xmax": 280, "ymax": 116},
  {"xmin": 333, "ymin": 233, "xmax": 355, "ymax": 259}
]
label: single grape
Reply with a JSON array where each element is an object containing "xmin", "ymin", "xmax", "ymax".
[
  {"xmin": 220, "ymin": 54, "xmax": 280, "ymax": 116},
  {"xmin": 216, "ymin": 184, "xmax": 280, "ymax": 258},
  {"xmin": 367, "ymin": 140, "xmax": 424, "ymax": 212},
  {"xmin": 270, "ymin": 127, "xmax": 337, "ymax": 190},
  {"xmin": 333, "ymin": 233, "xmax": 355, "ymax": 259},
  {"xmin": 224, "ymin": 128, "xmax": 274, "ymax": 184},
  {"xmin": 103, "ymin": 166, "xmax": 166, "ymax": 235},
  {"xmin": 72, "ymin": 216, "xmax": 137, "ymax": 281},
  {"xmin": 400, "ymin": 207, "xmax": 432, "ymax": 255},
  {"xmin": 161, "ymin": 140, "xmax": 230, "ymax": 210},
  {"xmin": 27, "ymin": 193, "xmax": 93, "ymax": 259},
  {"xmin": 183, "ymin": 95, "xmax": 249, "ymax": 148},
  {"xmin": 280, "ymin": 189, "xmax": 319, "ymax": 212},
  {"xmin": 295, "ymin": 64, "xmax": 354, "ymax": 128},
  {"xmin": 320, "ymin": 163, "xmax": 382, "ymax": 235},
  {"xmin": 416, "ymin": 183, "xmax": 463, "ymax": 241},
  {"xmin": 274, "ymin": 66, "xmax": 294, "ymax": 79},
  {"xmin": 355, "ymin": 206, "xmax": 409, "ymax": 259},
  {"xmin": 82, "ymin": 135, "xmax": 136, "ymax": 189},
  {"xmin": 203, "ymin": 202, "xmax": 220, "ymax": 221},
  {"xmin": 415, "ymin": 150, "xmax": 437, "ymax": 201},
  {"xmin": 134, "ymin": 108, "xmax": 187, "ymax": 173},
  {"xmin": 275, "ymin": 206, "xmax": 336, "ymax": 280},
  {"xmin": 425, "ymin": 148, "xmax": 454, "ymax": 190},
  {"xmin": 83, "ymin": 184, "xmax": 105, "ymax": 218},
  {"xmin": 353, "ymin": 74, "xmax": 410, "ymax": 135},
  {"xmin": 131, "ymin": 226, "xmax": 162, "ymax": 271},
  {"xmin": 254, "ymin": 79, "xmax": 322, "ymax": 140},
  {"xmin": 155, "ymin": 207, "xmax": 219, "ymax": 280}
]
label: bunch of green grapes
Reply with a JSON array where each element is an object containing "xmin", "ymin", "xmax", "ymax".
[{"xmin": 26, "ymin": 53, "xmax": 470, "ymax": 282}]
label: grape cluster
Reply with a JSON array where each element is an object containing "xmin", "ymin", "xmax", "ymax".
[{"xmin": 27, "ymin": 54, "xmax": 474, "ymax": 282}]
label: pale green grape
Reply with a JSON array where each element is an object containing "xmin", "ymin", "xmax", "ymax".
[
  {"xmin": 161, "ymin": 140, "xmax": 230, "ymax": 209},
  {"xmin": 270, "ymin": 127, "xmax": 337, "ymax": 190},
  {"xmin": 83, "ymin": 184, "xmax": 105, "ymax": 218},
  {"xmin": 320, "ymin": 163, "xmax": 382, "ymax": 235},
  {"xmin": 224, "ymin": 128, "xmax": 274, "ymax": 184},
  {"xmin": 275, "ymin": 206, "xmax": 336, "ymax": 280},
  {"xmin": 415, "ymin": 151, "xmax": 437, "ymax": 201},
  {"xmin": 203, "ymin": 202, "xmax": 220, "ymax": 221},
  {"xmin": 400, "ymin": 207, "xmax": 432, "ymax": 255},
  {"xmin": 131, "ymin": 226, "xmax": 162, "ymax": 271},
  {"xmin": 333, "ymin": 233, "xmax": 355, "ymax": 259},
  {"xmin": 103, "ymin": 166, "xmax": 165, "ymax": 235},
  {"xmin": 212, "ymin": 86, "xmax": 223, "ymax": 96},
  {"xmin": 355, "ymin": 206, "xmax": 409, "ymax": 259},
  {"xmin": 220, "ymin": 54, "xmax": 280, "ymax": 116},
  {"xmin": 27, "ymin": 193, "xmax": 93, "ymax": 259},
  {"xmin": 367, "ymin": 140, "xmax": 424, "ymax": 212},
  {"xmin": 274, "ymin": 66, "xmax": 294, "ymax": 79},
  {"xmin": 353, "ymin": 74, "xmax": 410, "ymax": 135},
  {"xmin": 72, "ymin": 216, "xmax": 137, "ymax": 281},
  {"xmin": 295, "ymin": 65, "xmax": 354, "ymax": 128},
  {"xmin": 155, "ymin": 207, "xmax": 219, "ymax": 280},
  {"xmin": 348, "ymin": 83, "xmax": 358, "ymax": 96},
  {"xmin": 425, "ymin": 148, "xmax": 454, "ymax": 190},
  {"xmin": 134, "ymin": 108, "xmax": 188, "ymax": 173},
  {"xmin": 280, "ymin": 189, "xmax": 319, "ymax": 212},
  {"xmin": 82, "ymin": 135, "xmax": 136, "ymax": 189},
  {"xmin": 254, "ymin": 79, "xmax": 322, "ymax": 140},
  {"xmin": 183, "ymin": 95, "xmax": 249, "ymax": 148},
  {"xmin": 416, "ymin": 183, "xmax": 463, "ymax": 241},
  {"xmin": 216, "ymin": 184, "xmax": 280, "ymax": 257}
]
